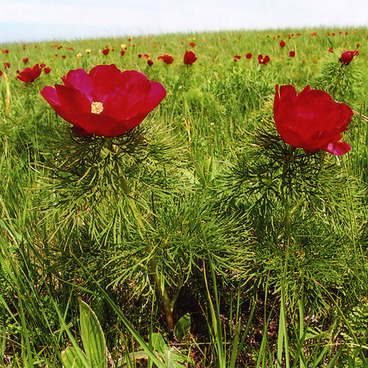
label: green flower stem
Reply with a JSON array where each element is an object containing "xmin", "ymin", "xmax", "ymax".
[
  {"xmin": 278, "ymin": 146, "xmax": 295, "ymax": 366},
  {"xmin": 331, "ymin": 63, "xmax": 344, "ymax": 100},
  {"xmin": 281, "ymin": 147, "xmax": 295, "ymax": 253},
  {"xmin": 118, "ymin": 168, "xmax": 174, "ymax": 331}
]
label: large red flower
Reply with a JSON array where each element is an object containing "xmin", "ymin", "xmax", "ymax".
[
  {"xmin": 273, "ymin": 84, "xmax": 353, "ymax": 155},
  {"xmin": 16, "ymin": 63, "xmax": 42, "ymax": 83},
  {"xmin": 339, "ymin": 49, "xmax": 358, "ymax": 65},
  {"xmin": 40, "ymin": 64, "xmax": 166, "ymax": 137},
  {"xmin": 258, "ymin": 54, "xmax": 270, "ymax": 64},
  {"xmin": 184, "ymin": 51, "xmax": 197, "ymax": 65},
  {"xmin": 158, "ymin": 54, "xmax": 174, "ymax": 64}
]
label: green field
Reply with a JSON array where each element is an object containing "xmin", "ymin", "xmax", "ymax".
[{"xmin": 1, "ymin": 27, "xmax": 368, "ymax": 367}]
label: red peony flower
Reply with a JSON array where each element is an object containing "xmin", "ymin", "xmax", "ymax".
[
  {"xmin": 273, "ymin": 84, "xmax": 352, "ymax": 155},
  {"xmin": 43, "ymin": 66, "xmax": 52, "ymax": 74},
  {"xmin": 2, "ymin": 49, "xmax": 9, "ymax": 54},
  {"xmin": 233, "ymin": 55, "xmax": 241, "ymax": 61},
  {"xmin": 246, "ymin": 52, "xmax": 252, "ymax": 59},
  {"xmin": 289, "ymin": 50, "xmax": 295, "ymax": 57},
  {"xmin": 158, "ymin": 54, "xmax": 174, "ymax": 64},
  {"xmin": 0, "ymin": 71, "xmax": 3, "ymax": 77},
  {"xmin": 4, "ymin": 62, "xmax": 10, "ymax": 69},
  {"xmin": 138, "ymin": 53, "xmax": 149, "ymax": 60},
  {"xmin": 184, "ymin": 50, "xmax": 197, "ymax": 65},
  {"xmin": 40, "ymin": 64, "xmax": 166, "ymax": 137},
  {"xmin": 102, "ymin": 48, "xmax": 110, "ymax": 55},
  {"xmin": 16, "ymin": 63, "xmax": 42, "ymax": 83},
  {"xmin": 279, "ymin": 40, "xmax": 286, "ymax": 47},
  {"xmin": 147, "ymin": 59, "xmax": 154, "ymax": 66},
  {"xmin": 339, "ymin": 50, "xmax": 358, "ymax": 65},
  {"xmin": 258, "ymin": 55, "xmax": 270, "ymax": 64},
  {"xmin": 189, "ymin": 42, "xmax": 196, "ymax": 48},
  {"xmin": 163, "ymin": 54, "xmax": 174, "ymax": 64},
  {"xmin": 23, "ymin": 57, "xmax": 29, "ymax": 64}
]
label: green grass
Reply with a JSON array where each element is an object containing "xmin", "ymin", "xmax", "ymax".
[{"xmin": 1, "ymin": 27, "xmax": 368, "ymax": 367}]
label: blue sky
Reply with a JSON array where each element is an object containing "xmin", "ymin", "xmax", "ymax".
[{"xmin": 1, "ymin": 0, "xmax": 368, "ymax": 44}]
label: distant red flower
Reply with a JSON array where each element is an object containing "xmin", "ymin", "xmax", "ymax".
[
  {"xmin": 0, "ymin": 71, "xmax": 3, "ymax": 77},
  {"xmin": 147, "ymin": 59, "xmax": 154, "ymax": 66},
  {"xmin": 289, "ymin": 50, "xmax": 295, "ymax": 57},
  {"xmin": 233, "ymin": 55, "xmax": 241, "ymax": 61},
  {"xmin": 2, "ymin": 49, "xmax": 9, "ymax": 54},
  {"xmin": 274, "ymin": 84, "xmax": 352, "ymax": 155},
  {"xmin": 164, "ymin": 54, "xmax": 174, "ymax": 64},
  {"xmin": 44, "ymin": 66, "xmax": 52, "ymax": 74},
  {"xmin": 16, "ymin": 63, "xmax": 42, "ymax": 83},
  {"xmin": 138, "ymin": 53, "xmax": 149, "ymax": 59},
  {"xmin": 184, "ymin": 50, "xmax": 197, "ymax": 65},
  {"xmin": 246, "ymin": 52, "xmax": 252, "ymax": 59},
  {"xmin": 4, "ymin": 62, "xmax": 10, "ymax": 69},
  {"xmin": 311, "ymin": 32, "xmax": 317, "ymax": 36},
  {"xmin": 158, "ymin": 54, "xmax": 174, "ymax": 64},
  {"xmin": 61, "ymin": 55, "xmax": 66, "ymax": 59},
  {"xmin": 189, "ymin": 42, "xmax": 196, "ymax": 48},
  {"xmin": 328, "ymin": 47, "xmax": 333, "ymax": 53},
  {"xmin": 102, "ymin": 48, "xmax": 110, "ymax": 55},
  {"xmin": 40, "ymin": 64, "xmax": 166, "ymax": 137},
  {"xmin": 23, "ymin": 58, "xmax": 29, "ymax": 64},
  {"xmin": 356, "ymin": 43, "xmax": 360, "ymax": 48},
  {"xmin": 66, "ymin": 46, "xmax": 74, "ymax": 51},
  {"xmin": 120, "ymin": 50, "xmax": 125, "ymax": 56},
  {"xmin": 279, "ymin": 40, "xmax": 286, "ymax": 47},
  {"xmin": 258, "ymin": 55, "xmax": 270, "ymax": 64},
  {"xmin": 40, "ymin": 63, "xmax": 46, "ymax": 68},
  {"xmin": 339, "ymin": 50, "xmax": 358, "ymax": 65}
]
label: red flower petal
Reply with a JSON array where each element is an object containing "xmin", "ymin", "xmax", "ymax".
[
  {"xmin": 89, "ymin": 64, "xmax": 126, "ymax": 100},
  {"xmin": 323, "ymin": 141, "xmax": 351, "ymax": 155},
  {"xmin": 62, "ymin": 68, "xmax": 93, "ymax": 100},
  {"xmin": 55, "ymin": 85, "xmax": 91, "ymax": 118}
]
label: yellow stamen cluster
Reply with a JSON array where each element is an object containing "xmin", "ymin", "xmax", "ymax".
[{"xmin": 91, "ymin": 101, "xmax": 104, "ymax": 115}]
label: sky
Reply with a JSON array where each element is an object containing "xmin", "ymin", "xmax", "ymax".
[{"xmin": 1, "ymin": 0, "xmax": 368, "ymax": 44}]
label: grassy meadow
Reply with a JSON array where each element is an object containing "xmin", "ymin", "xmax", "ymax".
[{"xmin": 1, "ymin": 27, "xmax": 368, "ymax": 367}]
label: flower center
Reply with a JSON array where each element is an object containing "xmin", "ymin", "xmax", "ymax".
[{"xmin": 91, "ymin": 101, "xmax": 104, "ymax": 114}]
